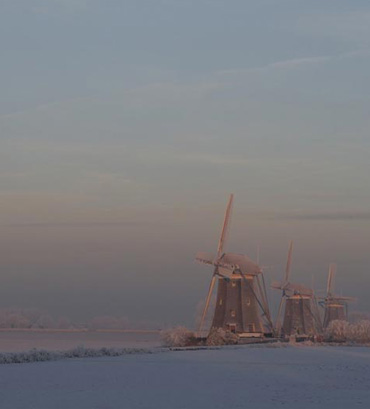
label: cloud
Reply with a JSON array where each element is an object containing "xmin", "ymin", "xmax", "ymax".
[
  {"xmin": 0, "ymin": 78, "xmax": 224, "ymax": 125},
  {"xmin": 217, "ymin": 48, "xmax": 370, "ymax": 77},
  {"xmin": 0, "ymin": 96, "xmax": 98, "ymax": 121},
  {"xmin": 0, "ymin": 221, "xmax": 149, "ymax": 228},
  {"xmin": 217, "ymin": 56, "xmax": 331, "ymax": 77},
  {"xmin": 297, "ymin": 9, "xmax": 370, "ymax": 45},
  {"xmin": 274, "ymin": 211, "xmax": 370, "ymax": 221},
  {"xmin": 30, "ymin": 0, "xmax": 90, "ymax": 14},
  {"xmin": 184, "ymin": 152, "xmax": 248, "ymax": 166},
  {"xmin": 267, "ymin": 55, "xmax": 332, "ymax": 69},
  {"xmin": 138, "ymin": 150, "xmax": 249, "ymax": 167},
  {"xmin": 269, "ymin": 49, "xmax": 370, "ymax": 72},
  {"xmin": 124, "ymin": 81, "xmax": 224, "ymax": 108}
]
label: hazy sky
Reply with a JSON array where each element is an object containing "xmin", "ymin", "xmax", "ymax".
[{"xmin": 1, "ymin": 0, "xmax": 370, "ymax": 327}]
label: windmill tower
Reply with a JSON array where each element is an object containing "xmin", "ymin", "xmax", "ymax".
[
  {"xmin": 196, "ymin": 194, "xmax": 273, "ymax": 338},
  {"xmin": 272, "ymin": 241, "xmax": 316, "ymax": 337},
  {"xmin": 322, "ymin": 264, "xmax": 355, "ymax": 328}
]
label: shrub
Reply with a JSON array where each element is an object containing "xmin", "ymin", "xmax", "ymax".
[
  {"xmin": 160, "ymin": 326, "xmax": 196, "ymax": 347},
  {"xmin": 206, "ymin": 328, "xmax": 239, "ymax": 346},
  {"xmin": 325, "ymin": 319, "xmax": 370, "ymax": 343}
]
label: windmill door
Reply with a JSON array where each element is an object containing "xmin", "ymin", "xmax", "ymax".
[{"xmin": 228, "ymin": 324, "xmax": 237, "ymax": 333}]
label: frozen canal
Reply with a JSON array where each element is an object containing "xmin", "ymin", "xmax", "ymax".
[{"xmin": 0, "ymin": 345, "xmax": 369, "ymax": 409}]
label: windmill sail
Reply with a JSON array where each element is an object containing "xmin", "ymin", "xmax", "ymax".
[{"xmin": 217, "ymin": 193, "xmax": 233, "ymax": 257}]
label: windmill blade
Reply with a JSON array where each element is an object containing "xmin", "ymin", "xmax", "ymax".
[
  {"xmin": 284, "ymin": 241, "xmax": 293, "ymax": 283},
  {"xmin": 311, "ymin": 275, "xmax": 324, "ymax": 333},
  {"xmin": 217, "ymin": 194, "xmax": 234, "ymax": 258},
  {"xmin": 256, "ymin": 274, "xmax": 274, "ymax": 331},
  {"xmin": 198, "ymin": 271, "xmax": 217, "ymax": 334},
  {"xmin": 238, "ymin": 269, "xmax": 274, "ymax": 331},
  {"xmin": 311, "ymin": 274, "xmax": 315, "ymax": 294},
  {"xmin": 314, "ymin": 289, "xmax": 327, "ymax": 296},
  {"xmin": 316, "ymin": 296, "xmax": 326, "ymax": 301},
  {"xmin": 333, "ymin": 295, "xmax": 357, "ymax": 302},
  {"xmin": 284, "ymin": 282, "xmax": 313, "ymax": 297},
  {"xmin": 311, "ymin": 274, "xmax": 323, "ymax": 320},
  {"xmin": 220, "ymin": 252, "xmax": 261, "ymax": 276},
  {"xmin": 217, "ymin": 266, "xmax": 235, "ymax": 277},
  {"xmin": 271, "ymin": 280, "xmax": 284, "ymax": 291},
  {"xmin": 195, "ymin": 252, "xmax": 215, "ymax": 266},
  {"xmin": 327, "ymin": 263, "xmax": 336, "ymax": 295},
  {"xmin": 275, "ymin": 296, "xmax": 285, "ymax": 336}
]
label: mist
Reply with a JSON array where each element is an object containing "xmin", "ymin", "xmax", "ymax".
[{"xmin": 1, "ymin": 0, "xmax": 370, "ymax": 328}]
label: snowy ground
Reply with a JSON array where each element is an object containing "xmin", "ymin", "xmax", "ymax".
[{"xmin": 1, "ymin": 344, "xmax": 370, "ymax": 409}]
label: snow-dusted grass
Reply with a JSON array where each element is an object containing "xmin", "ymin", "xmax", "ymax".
[
  {"xmin": 0, "ymin": 345, "xmax": 369, "ymax": 409},
  {"xmin": 0, "ymin": 346, "xmax": 155, "ymax": 365}
]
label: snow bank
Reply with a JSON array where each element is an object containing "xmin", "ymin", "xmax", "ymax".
[{"xmin": 0, "ymin": 345, "xmax": 154, "ymax": 365}]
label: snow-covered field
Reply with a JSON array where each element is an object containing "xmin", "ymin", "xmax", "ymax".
[{"xmin": 1, "ymin": 343, "xmax": 369, "ymax": 409}]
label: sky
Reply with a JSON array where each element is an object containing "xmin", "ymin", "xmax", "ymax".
[{"xmin": 1, "ymin": 0, "xmax": 370, "ymax": 327}]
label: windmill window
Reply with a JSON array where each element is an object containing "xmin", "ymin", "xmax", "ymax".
[
  {"xmin": 219, "ymin": 299, "xmax": 223, "ymax": 306},
  {"xmin": 231, "ymin": 281, "xmax": 236, "ymax": 287},
  {"xmin": 246, "ymin": 297, "xmax": 251, "ymax": 306},
  {"xmin": 230, "ymin": 310, "xmax": 236, "ymax": 317}
]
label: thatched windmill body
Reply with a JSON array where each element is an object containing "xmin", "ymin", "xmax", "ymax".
[
  {"xmin": 322, "ymin": 264, "xmax": 355, "ymax": 328},
  {"xmin": 196, "ymin": 194, "xmax": 273, "ymax": 338},
  {"xmin": 272, "ymin": 242, "xmax": 316, "ymax": 337}
]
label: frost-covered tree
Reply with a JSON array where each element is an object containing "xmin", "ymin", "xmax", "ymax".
[
  {"xmin": 325, "ymin": 320, "xmax": 350, "ymax": 342},
  {"xmin": 32, "ymin": 313, "xmax": 55, "ymax": 329},
  {"xmin": 0, "ymin": 308, "xmax": 31, "ymax": 328},
  {"xmin": 206, "ymin": 328, "xmax": 239, "ymax": 346},
  {"xmin": 325, "ymin": 319, "xmax": 370, "ymax": 343},
  {"xmin": 57, "ymin": 316, "xmax": 71, "ymax": 329},
  {"xmin": 348, "ymin": 320, "xmax": 370, "ymax": 343},
  {"xmin": 160, "ymin": 326, "xmax": 196, "ymax": 347}
]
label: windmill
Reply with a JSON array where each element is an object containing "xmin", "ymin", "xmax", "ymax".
[
  {"xmin": 196, "ymin": 194, "xmax": 273, "ymax": 338},
  {"xmin": 272, "ymin": 241, "xmax": 317, "ymax": 337},
  {"xmin": 321, "ymin": 264, "xmax": 355, "ymax": 328}
]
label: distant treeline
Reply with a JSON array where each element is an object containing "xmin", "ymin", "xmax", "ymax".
[{"xmin": 0, "ymin": 308, "xmax": 131, "ymax": 330}]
